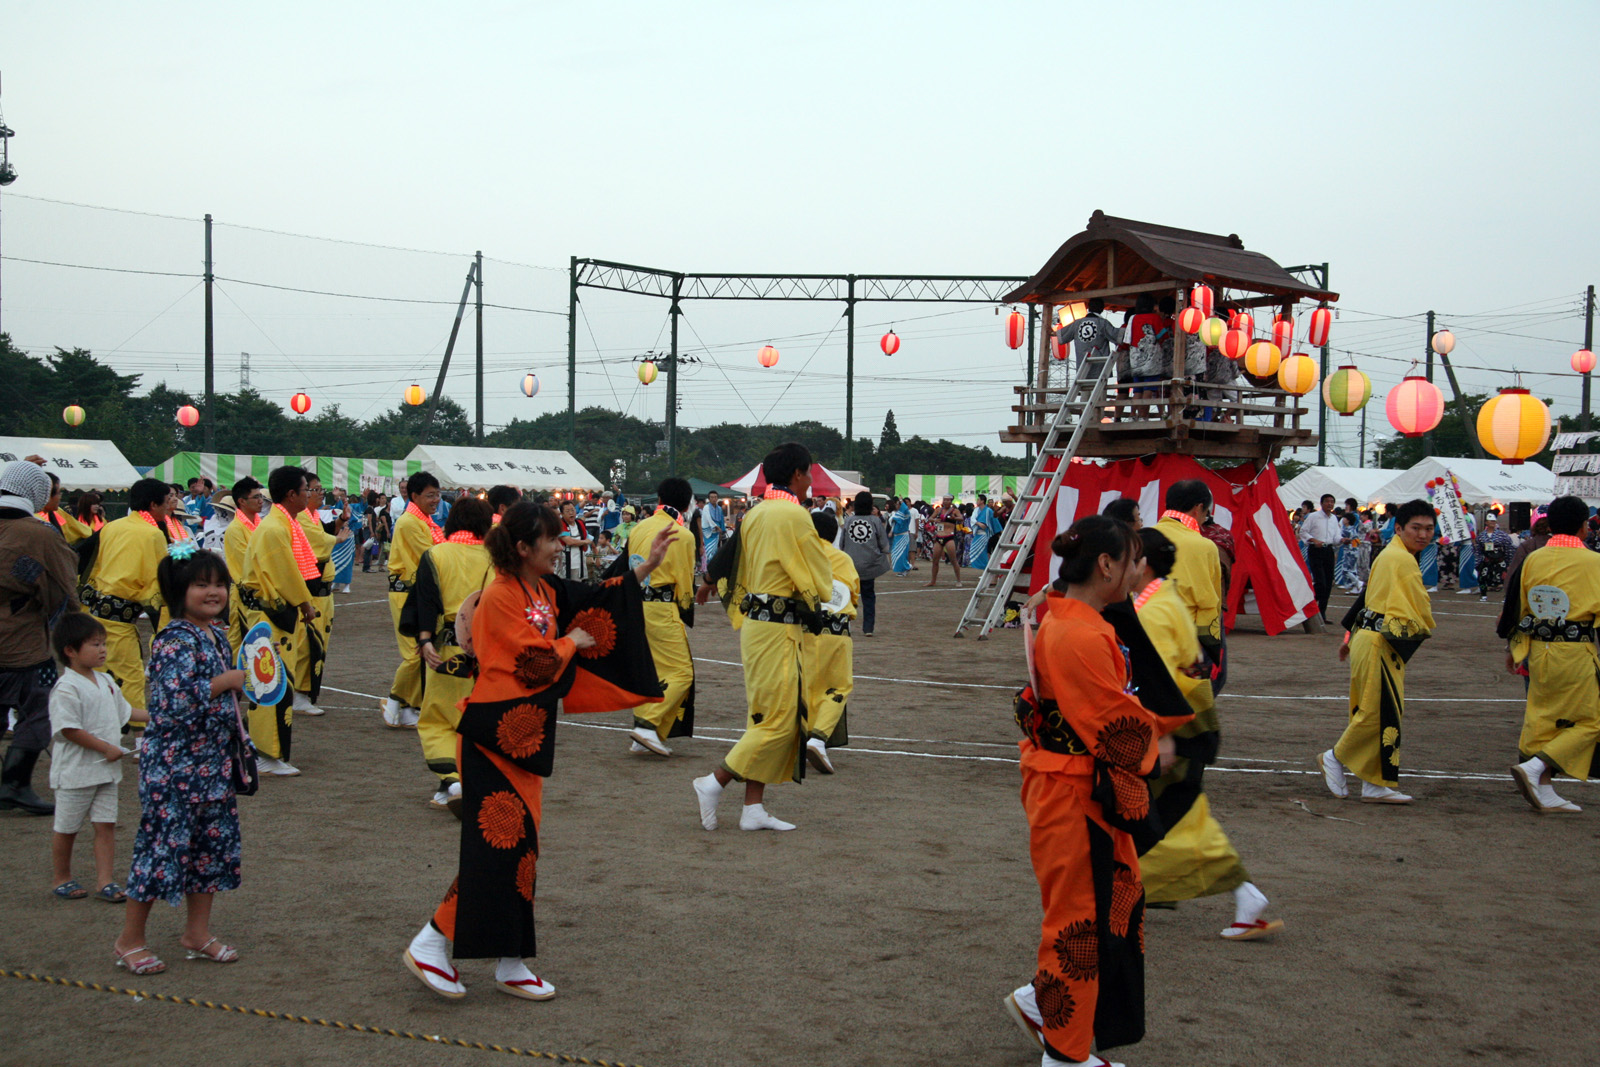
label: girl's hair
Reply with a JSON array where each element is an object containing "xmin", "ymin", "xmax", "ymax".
[
  {"xmin": 74, "ymin": 491, "xmax": 102, "ymax": 522},
  {"xmin": 444, "ymin": 496, "xmax": 493, "ymax": 538},
  {"xmin": 485, "ymin": 501, "xmax": 563, "ymax": 574},
  {"xmin": 156, "ymin": 548, "xmax": 231, "ymax": 621},
  {"xmin": 1138, "ymin": 527, "xmax": 1177, "ymax": 579},
  {"xmin": 1051, "ymin": 514, "xmax": 1134, "ymax": 585}
]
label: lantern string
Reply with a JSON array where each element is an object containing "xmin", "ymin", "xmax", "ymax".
[
  {"xmin": 680, "ymin": 312, "xmax": 762, "ymax": 425},
  {"xmin": 758, "ymin": 315, "xmax": 842, "ymax": 424},
  {"xmin": 576, "ymin": 301, "xmax": 626, "ymax": 413},
  {"xmin": 99, "ymin": 281, "xmax": 204, "ymax": 358}
]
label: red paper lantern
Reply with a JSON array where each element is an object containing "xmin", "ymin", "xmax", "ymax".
[
  {"xmin": 1177, "ymin": 307, "xmax": 1206, "ymax": 334},
  {"xmin": 1219, "ymin": 329, "xmax": 1251, "ymax": 361},
  {"xmin": 1385, "ymin": 376, "xmax": 1444, "ymax": 438},
  {"xmin": 1308, "ymin": 307, "xmax": 1332, "ymax": 347},
  {"xmin": 290, "ymin": 392, "xmax": 311, "ymax": 415},
  {"xmin": 1189, "ymin": 285, "xmax": 1214, "ymax": 319},
  {"xmin": 176, "ymin": 404, "xmax": 200, "ymax": 427},
  {"xmin": 1052, "ymin": 333, "xmax": 1068, "ymax": 361},
  {"xmin": 1005, "ymin": 310, "xmax": 1026, "ymax": 350},
  {"xmin": 1573, "ymin": 348, "xmax": 1596, "ymax": 374},
  {"xmin": 880, "ymin": 330, "xmax": 900, "ymax": 356},
  {"xmin": 1271, "ymin": 317, "xmax": 1294, "ymax": 354},
  {"xmin": 1228, "ymin": 310, "xmax": 1255, "ymax": 337},
  {"xmin": 757, "ymin": 344, "xmax": 780, "ymax": 368}
]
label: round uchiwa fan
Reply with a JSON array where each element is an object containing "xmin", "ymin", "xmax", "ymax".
[
  {"xmin": 237, "ymin": 620, "xmax": 288, "ymax": 707},
  {"xmin": 825, "ymin": 579, "xmax": 851, "ymax": 615}
]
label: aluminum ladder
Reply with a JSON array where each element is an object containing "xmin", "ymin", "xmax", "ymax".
[{"xmin": 953, "ymin": 350, "xmax": 1116, "ymax": 639}]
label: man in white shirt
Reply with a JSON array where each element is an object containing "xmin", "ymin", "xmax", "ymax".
[{"xmin": 1300, "ymin": 493, "xmax": 1343, "ymax": 624}]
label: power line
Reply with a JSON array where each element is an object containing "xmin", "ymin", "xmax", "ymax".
[
  {"xmin": 1, "ymin": 256, "xmax": 197, "ymax": 278},
  {"xmin": 7, "ymin": 193, "xmax": 197, "ymax": 223}
]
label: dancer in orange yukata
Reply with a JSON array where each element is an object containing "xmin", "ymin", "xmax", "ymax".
[
  {"xmin": 403, "ymin": 502, "xmax": 672, "ymax": 1002},
  {"xmin": 1006, "ymin": 514, "xmax": 1190, "ymax": 1067}
]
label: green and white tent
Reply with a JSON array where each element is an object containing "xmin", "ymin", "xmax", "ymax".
[
  {"xmin": 894, "ymin": 474, "xmax": 1021, "ymax": 501},
  {"xmin": 148, "ymin": 453, "xmax": 423, "ymax": 496}
]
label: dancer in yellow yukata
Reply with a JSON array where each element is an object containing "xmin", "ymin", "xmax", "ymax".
[
  {"xmin": 382, "ymin": 472, "xmax": 443, "ymax": 729},
  {"xmin": 801, "ymin": 509, "xmax": 858, "ymax": 775},
  {"xmin": 239, "ymin": 466, "xmax": 320, "ymax": 777},
  {"xmin": 292, "ymin": 474, "xmax": 340, "ymax": 719},
  {"xmin": 624, "ymin": 477, "xmax": 697, "ymax": 757},
  {"xmin": 693, "ymin": 443, "xmax": 832, "ymax": 832},
  {"xmin": 1320, "ymin": 498, "xmax": 1436, "ymax": 805},
  {"xmin": 223, "ymin": 477, "xmax": 265, "ymax": 656},
  {"xmin": 37, "ymin": 472, "xmax": 94, "ymax": 544},
  {"xmin": 399, "ymin": 496, "xmax": 494, "ymax": 814},
  {"xmin": 1153, "ymin": 480, "xmax": 1225, "ymax": 683},
  {"xmin": 77, "ymin": 478, "xmax": 172, "ymax": 712},
  {"xmin": 1132, "ymin": 527, "xmax": 1280, "ymax": 940},
  {"xmin": 1502, "ymin": 495, "xmax": 1600, "ymax": 814}
]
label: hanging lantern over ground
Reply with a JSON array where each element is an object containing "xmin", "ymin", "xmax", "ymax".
[
  {"xmin": 1430, "ymin": 328, "xmax": 1455, "ymax": 355},
  {"xmin": 1244, "ymin": 341, "xmax": 1282, "ymax": 377},
  {"xmin": 1229, "ymin": 311, "xmax": 1255, "ymax": 337},
  {"xmin": 1056, "ymin": 302, "xmax": 1087, "ymax": 326},
  {"xmin": 404, "ymin": 384, "xmax": 426, "ymax": 406},
  {"xmin": 1190, "ymin": 284, "xmax": 1214, "ymax": 318},
  {"xmin": 1220, "ymin": 329, "xmax": 1250, "ymax": 361},
  {"xmin": 290, "ymin": 392, "xmax": 311, "ymax": 415},
  {"xmin": 176, "ymin": 404, "xmax": 200, "ymax": 427},
  {"xmin": 637, "ymin": 361, "xmax": 658, "ymax": 385},
  {"xmin": 1277, "ymin": 353, "xmax": 1318, "ymax": 396},
  {"xmin": 1322, "ymin": 365, "xmax": 1371, "ymax": 416},
  {"xmin": 62, "ymin": 404, "xmax": 86, "ymax": 427},
  {"xmin": 1177, "ymin": 307, "xmax": 1205, "ymax": 334},
  {"xmin": 1477, "ymin": 387, "xmax": 1550, "ymax": 465},
  {"xmin": 1572, "ymin": 348, "xmax": 1596, "ymax": 374},
  {"xmin": 1052, "ymin": 332, "xmax": 1068, "ymax": 361},
  {"xmin": 522, "ymin": 373, "xmax": 540, "ymax": 397},
  {"xmin": 1005, "ymin": 310, "xmax": 1026, "ymax": 350},
  {"xmin": 1271, "ymin": 317, "xmax": 1294, "ymax": 354},
  {"xmin": 1385, "ymin": 376, "xmax": 1445, "ymax": 438},
  {"xmin": 880, "ymin": 330, "xmax": 900, "ymax": 356},
  {"xmin": 1308, "ymin": 307, "xmax": 1333, "ymax": 347},
  {"xmin": 1200, "ymin": 316, "xmax": 1227, "ymax": 347},
  {"xmin": 757, "ymin": 344, "xmax": 780, "ymax": 368}
]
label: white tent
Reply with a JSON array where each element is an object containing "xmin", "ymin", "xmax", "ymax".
[
  {"xmin": 0, "ymin": 437, "xmax": 143, "ymax": 490},
  {"xmin": 405, "ymin": 445, "xmax": 603, "ymax": 492},
  {"xmin": 1276, "ymin": 466, "xmax": 1397, "ymax": 510},
  {"xmin": 1374, "ymin": 457, "xmax": 1556, "ymax": 506}
]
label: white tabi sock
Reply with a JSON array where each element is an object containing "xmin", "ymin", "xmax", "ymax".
[
  {"xmin": 496, "ymin": 957, "xmax": 536, "ymax": 983},
  {"xmin": 1233, "ymin": 881, "xmax": 1269, "ymax": 925}
]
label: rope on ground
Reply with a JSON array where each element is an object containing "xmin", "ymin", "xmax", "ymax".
[{"xmin": 0, "ymin": 969, "xmax": 649, "ymax": 1065}]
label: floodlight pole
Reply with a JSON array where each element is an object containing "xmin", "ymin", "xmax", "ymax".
[
  {"xmin": 474, "ymin": 250, "xmax": 484, "ymax": 444},
  {"xmin": 203, "ymin": 213, "xmax": 215, "ymax": 451},
  {"xmin": 566, "ymin": 255, "xmax": 579, "ymax": 453},
  {"xmin": 667, "ymin": 275, "xmax": 682, "ymax": 476}
]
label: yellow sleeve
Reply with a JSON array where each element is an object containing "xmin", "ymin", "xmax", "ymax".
[
  {"xmin": 1138, "ymin": 592, "xmax": 1210, "ymax": 711},
  {"xmin": 389, "ymin": 514, "xmax": 433, "ymax": 582},
  {"xmin": 244, "ymin": 515, "xmax": 310, "ymax": 608},
  {"xmin": 1372, "ymin": 542, "xmax": 1434, "ymax": 639},
  {"xmin": 58, "ymin": 512, "xmax": 92, "ymax": 545},
  {"xmin": 783, "ymin": 509, "xmax": 834, "ymax": 608}
]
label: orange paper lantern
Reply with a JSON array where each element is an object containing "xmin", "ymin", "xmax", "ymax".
[
  {"xmin": 1477, "ymin": 388, "xmax": 1550, "ymax": 465},
  {"xmin": 403, "ymin": 384, "xmax": 426, "ymax": 406},
  {"xmin": 1277, "ymin": 353, "xmax": 1318, "ymax": 396},
  {"xmin": 1243, "ymin": 341, "xmax": 1282, "ymax": 377},
  {"xmin": 1177, "ymin": 307, "xmax": 1206, "ymax": 334},
  {"xmin": 757, "ymin": 344, "xmax": 780, "ymax": 368},
  {"xmin": 1385, "ymin": 376, "xmax": 1445, "ymax": 438}
]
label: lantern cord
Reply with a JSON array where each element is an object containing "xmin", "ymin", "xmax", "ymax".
[
  {"xmin": 576, "ymin": 302, "xmax": 625, "ymax": 413},
  {"xmin": 679, "ymin": 312, "xmax": 762, "ymax": 426},
  {"xmin": 99, "ymin": 282, "xmax": 203, "ymax": 359},
  {"xmin": 757, "ymin": 315, "xmax": 842, "ymax": 425},
  {"xmin": 214, "ymin": 276, "xmax": 564, "ymax": 316}
]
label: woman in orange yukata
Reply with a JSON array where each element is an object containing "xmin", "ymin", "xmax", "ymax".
[
  {"xmin": 403, "ymin": 502, "xmax": 673, "ymax": 1003},
  {"xmin": 1005, "ymin": 514, "xmax": 1190, "ymax": 1067}
]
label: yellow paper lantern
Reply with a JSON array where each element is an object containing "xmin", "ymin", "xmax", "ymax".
[
  {"xmin": 403, "ymin": 383, "xmax": 426, "ymax": 406},
  {"xmin": 1243, "ymin": 341, "xmax": 1282, "ymax": 377},
  {"xmin": 1276, "ymin": 353, "xmax": 1318, "ymax": 396},
  {"xmin": 1322, "ymin": 364, "xmax": 1372, "ymax": 417},
  {"xmin": 1476, "ymin": 387, "xmax": 1550, "ymax": 465},
  {"xmin": 62, "ymin": 404, "xmax": 86, "ymax": 427},
  {"xmin": 638, "ymin": 361, "xmax": 658, "ymax": 385},
  {"xmin": 1200, "ymin": 316, "xmax": 1227, "ymax": 347}
]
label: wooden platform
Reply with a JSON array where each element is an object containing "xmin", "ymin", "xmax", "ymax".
[{"xmin": 1002, "ymin": 379, "xmax": 1317, "ymax": 461}]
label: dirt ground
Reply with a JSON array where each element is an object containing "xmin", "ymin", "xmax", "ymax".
[{"xmin": 2, "ymin": 563, "xmax": 1596, "ymax": 1067}]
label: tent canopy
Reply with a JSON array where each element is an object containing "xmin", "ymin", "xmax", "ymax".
[
  {"xmin": 1277, "ymin": 466, "xmax": 1398, "ymax": 510},
  {"xmin": 724, "ymin": 462, "xmax": 869, "ymax": 499},
  {"xmin": 1374, "ymin": 457, "xmax": 1556, "ymax": 506},
  {"xmin": 687, "ymin": 477, "xmax": 745, "ymax": 501},
  {"xmin": 0, "ymin": 437, "xmax": 143, "ymax": 491},
  {"xmin": 405, "ymin": 445, "xmax": 602, "ymax": 493},
  {"xmin": 149, "ymin": 453, "xmax": 423, "ymax": 496},
  {"xmin": 895, "ymin": 473, "xmax": 1020, "ymax": 501}
]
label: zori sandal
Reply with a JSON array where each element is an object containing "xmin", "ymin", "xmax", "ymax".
[{"xmin": 53, "ymin": 880, "xmax": 88, "ymax": 900}]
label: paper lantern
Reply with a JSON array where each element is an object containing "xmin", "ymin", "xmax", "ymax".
[
  {"xmin": 176, "ymin": 404, "xmax": 200, "ymax": 427},
  {"xmin": 290, "ymin": 392, "xmax": 311, "ymax": 415},
  {"xmin": 62, "ymin": 404, "xmax": 86, "ymax": 427},
  {"xmin": 403, "ymin": 384, "xmax": 426, "ymax": 406},
  {"xmin": 1322, "ymin": 364, "xmax": 1371, "ymax": 417},
  {"xmin": 1052, "ymin": 332, "xmax": 1068, "ymax": 361},
  {"xmin": 1005, "ymin": 310, "xmax": 1026, "ymax": 350},
  {"xmin": 757, "ymin": 344, "xmax": 780, "ymax": 368},
  {"xmin": 1308, "ymin": 307, "xmax": 1332, "ymax": 347},
  {"xmin": 880, "ymin": 330, "xmax": 900, "ymax": 356},
  {"xmin": 1200, "ymin": 316, "xmax": 1227, "ymax": 347},
  {"xmin": 1219, "ymin": 329, "xmax": 1251, "ymax": 361},
  {"xmin": 1277, "ymin": 353, "xmax": 1318, "ymax": 396},
  {"xmin": 1056, "ymin": 302, "xmax": 1087, "ymax": 326},
  {"xmin": 1228, "ymin": 311, "xmax": 1255, "ymax": 337},
  {"xmin": 1430, "ymin": 329, "xmax": 1455, "ymax": 355},
  {"xmin": 1477, "ymin": 387, "xmax": 1550, "ymax": 465},
  {"xmin": 1271, "ymin": 318, "xmax": 1294, "ymax": 354},
  {"xmin": 1177, "ymin": 307, "xmax": 1206, "ymax": 334},
  {"xmin": 1385, "ymin": 376, "xmax": 1444, "ymax": 438},
  {"xmin": 1572, "ymin": 348, "xmax": 1596, "ymax": 374},
  {"xmin": 1243, "ymin": 341, "xmax": 1282, "ymax": 377},
  {"xmin": 521, "ymin": 373, "xmax": 540, "ymax": 397},
  {"xmin": 637, "ymin": 361, "xmax": 658, "ymax": 385},
  {"xmin": 1190, "ymin": 284, "xmax": 1214, "ymax": 318}
]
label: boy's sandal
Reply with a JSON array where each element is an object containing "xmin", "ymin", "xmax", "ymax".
[
  {"xmin": 113, "ymin": 944, "xmax": 166, "ymax": 975},
  {"xmin": 52, "ymin": 880, "xmax": 88, "ymax": 900},
  {"xmin": 185, "ymin": 936, "xmax": 239, "ymax": 963},
  {"xmin": 97, "ymin": 882, "xmax": 128, "ymax": 903}
]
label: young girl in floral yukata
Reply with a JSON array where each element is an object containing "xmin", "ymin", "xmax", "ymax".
[
  {"xmin": 403, "ymin": 502, "xmax": 672, "ymax": 1003},
  {"xmin": 113, "ymin": 546, "xmax": 248, "ymax": 976}
]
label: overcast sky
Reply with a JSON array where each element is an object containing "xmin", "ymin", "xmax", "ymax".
[{"xmin": 3, "ymin": 1, "xmax": 1598, "ymax": 469}]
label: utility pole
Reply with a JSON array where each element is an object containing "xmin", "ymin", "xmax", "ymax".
[
  {"xmin": 1583, "ymin": 284, "xmax": 1595, "ymax": 434},
  {"xmin": 474, "ymin": 251, "xmax": 484, "ymax": 444},
  {"xmin": 203, "ymin": 213, "xmax": 215, "ymax": 452},
  {"xmin": 1359, "ymin": 402, "xmax": 1367, "ymax": 468},
  {"xmin": 0, "ymin": 72, "xmax": 15, "ymax": 335},
  {"xmin": 845, "ymin": 275, "xmax": 857, "ymax": 469},
  {"xmin": 1025, "ymin": 306, "xmax": 1037, "ymax": 461},
  {"xmin": 667, "ymin": 274, "xmax": 682, "ymax": 476},
  {"xmin": 1424, "ymin": 310, "xmax": 1435, "ymax": 456},
  {"xmin": 419, "ymin": 260, "xmax": 477, "ymax": 445},
  {"xmin": 566, "ymin": 256, "xmax": 578, "ymax": 452}
]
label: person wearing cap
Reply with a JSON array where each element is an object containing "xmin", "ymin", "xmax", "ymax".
[
  {"xmin": 600, "ymin": 488, "xmax": 621, "ymax": 535},
  {"xmin": 79, "ymin": 478, "xmax": 174, "ymax": 715},
  {"xmin": 0, "ymin": 460, "xmax": 81, "ymax": 814},
  {"xmin": 615, "ymin": 504, "xmax": 638, "ymax": 547},
  {"xmin": 201, "ymin": 492, "xmax": 235, "ymax": 556},
  {"xmin": 36, "ymin": 472, "xmax": 94, "ymax": 545}
]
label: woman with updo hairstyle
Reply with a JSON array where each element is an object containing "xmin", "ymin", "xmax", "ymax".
[
  {"xmin": 403, "ymin": 501, "xmax": 673, "ymax": 1006},
  {"xmin": 1005, "ymin": 514, "xmax": 1187, "ymax": 1066}
]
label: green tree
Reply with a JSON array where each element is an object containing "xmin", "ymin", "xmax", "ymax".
[
  {"xmin": 880, "ymin": 409, "xmax": 901, "ymax": 448},
  {"xmin": 209, "ymin": 388, "xmax": 293, "ymax": 456},
  {"xmin": 366, "ymin": 395, "xmax": 475, "ymax": 458}
]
